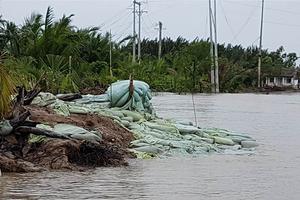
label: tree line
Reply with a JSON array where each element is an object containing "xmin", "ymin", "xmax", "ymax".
[{"xmin": 0, "ymin": 7, "xmax": 298, "ymax": 95}]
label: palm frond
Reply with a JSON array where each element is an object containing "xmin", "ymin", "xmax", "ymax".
[{"xmin": 0, "ymin": 63, "xmax": 15, "ymax": 118}]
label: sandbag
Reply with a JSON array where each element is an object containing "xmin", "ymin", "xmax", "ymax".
[
  {"xmin": 134, "ymin": 145, "xmax": 163, "ymax": 154},
  {"xmin": 106, "ymin": 80, "xmax": 153, "ymax": 113},
  {"xmin": 241, "ymin": 141, "xmax": 259, "ymax": 148},
  {"xmin": 68, "ymin": 105, "xmax": 91, "ymax": 114},
  {"xmin": 121, "ymin": 110, "xmax": 144, "ymax": 122},
  {"xmin": 0, "ymin": 120, "xmax": 13, "ymax": 136},
  {"xmin": 53, "ymin": 124, "xmax": 90, "ymax": 136},
  {"xmin": 31, "ymin": 92, "xmax": 57, "ymax": 107},
  {"xmin": 50, "ymin": 100, "xmax": 70, "ymax": 116},
  {"xmin": 144, "ymin": 122, "xmax": 178, "ymax": 134},
  {"xmin": 175, "ymin": 124, "xmax": 201, "ymax": 135},
  {"xmin": 213, "ymin": 136, "xmax": 235, "ymax": 146}
]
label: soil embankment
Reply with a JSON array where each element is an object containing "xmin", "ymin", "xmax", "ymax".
[{"xmin": 0, "ymin": 106, "xmax": 134, "ymax": 173}]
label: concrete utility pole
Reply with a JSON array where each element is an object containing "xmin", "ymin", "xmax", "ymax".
[
  {"xmin": 213, "ymin": 0, "xmax": 219, "ymax": 93},
  {"xmin": 137, "ymin": 1, "xmax": 142, "ymax": 62},
  {"xmin": 158, "ymin": 21, "xmax": 162, "ymax": 60},
  {"xmin": 209, "ymin": 0, "xmax": 215, "ymax": 93},
  {"xmin": 109, "ymin": 30, "xmax": 113, "ymax": 76},
  {"xmin": 132, "ymin": 0, "xmax": 137, "ymax": 63},
  {"xmin": 258, "ymin": 0, "xmax": 265, "ymax": 88}
]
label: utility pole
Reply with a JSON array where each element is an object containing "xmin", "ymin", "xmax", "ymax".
[
  {"xmin": 258, "ymin": 0, "xmax": 265, "ymax": 88},
  {"xmin": 209, "ymin": 0, "xmax": 215, "ymax": 93},
  {"xmin": 137, "ymin": 1, "xmax": 142, "ymax": 62},
  {"xmin": 158, "ymin": 21, "xmax": 162, "ymax": 60},
  {"xmin": 213, "ymin": 0, "xmax": 219, "ymax": 93},
  {"xmin": 68, "ymin": 56, "xmax": 72, "ymax": 74},
  {"xmin": 132, "ymin": 0, "xmax": 137, "ymax": 63},
  {"xmin": 109, "ymin": 30, "xmax": 113, "ymax": 76}
]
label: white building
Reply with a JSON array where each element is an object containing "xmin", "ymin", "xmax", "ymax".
[{"xmin": 265, "ymin": 76, "xmax": 299, "ymax": 89}]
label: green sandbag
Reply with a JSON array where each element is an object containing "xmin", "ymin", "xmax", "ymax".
[
  {"xmin": 147, "ymin": 130, "xmax": 170, "ymax": 140},
  {"xmin": 175, "ymin": 123, "xmax": 201, "ymax": 134},
  {"xmin": 213, "ymin": 136, "xmax": 235, "ymax": 146},
  {"xmin": 51, "ymin": 100, "xmax": 70, "ymax": 116},
  {"xmin": 120, "ymin": 120, "xmax": 130, "ymax": 127},
  {"xmin": 134, "ymin": 145, "xmax": 163, "ymax": 154},
  {"xmin": 132, "ymin": 91, "xmax": 141, "ymax": 102},
  {"xmin": 31, "ymin": 92, "xmax": 57, "ymax": 107},
  {"xmin": 0, "ymin": 120, "xmax": 13, "ymax": 136},
  {"xmin": 115, "ymin": 92, "xmax": 129, "ymax": 107},
  {"xmin": 200, "ymin": 137, "xmax": 214, "ymax": 144},
  {"xmin": 130, "ymin": 142, "xmax": 151, "ymax": 148},
  {"xmin": 36, "ymin": 124, "xmax": 53, "ymax": 131},
  {"xmin": 68, "ymin": 105, "xmax": 91, "ymax": 114},
  {"xmin": 144, "ymin": 122, "xmax": 178, "ymax": 134},
  {"xmin": 122, "ymin": 110, "xmax": 144, "ymax": 121},
  {"xmin": 121, "ymin": 116, "xmax": 134, "ymax": 122},
  {"xmin": 54, "ymin": 124, "xmax": 90, "ymax": 136},
  {"xmin": 109, "ymin": 110, "xmax": 125, "ymax": 118}
]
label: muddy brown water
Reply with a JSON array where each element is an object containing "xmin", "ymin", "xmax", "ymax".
[{"xmin": 1, "ymin": 93, "xmax": 300, "ymax": 200}]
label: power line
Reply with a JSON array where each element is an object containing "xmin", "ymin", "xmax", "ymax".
[
  {"xmin": 224, "ymin": 0, "xmax": 300, "ymax": 16},
  {"xmin": 113, "ymin": 22, "xmax": 133, "ymax": 42},
  {"xmin": 264, "ymin": 20, "xmax": 300, "ymax": 28},
  {"xmin": 101, "ymin": 10, "xmax": 132, "ymax": 30},
  {"xmin": 231, "ymin": 4, "xmax": 259, "ymax": 43},
  {"xmin": 219, "ymin": 0, "xmax": 238, "ymax": 43}
]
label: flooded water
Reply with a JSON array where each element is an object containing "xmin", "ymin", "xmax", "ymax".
[{"xmin": 1, "ymin": 93, "xmax": 300, "ymax": 200}]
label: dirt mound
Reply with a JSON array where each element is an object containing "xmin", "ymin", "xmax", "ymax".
[
  {"xmin": 80, "ymin": 86, "xmax": 106, "ymax": 95},
  {"xmin": 0, "ymin": 135, "xmax": 127, "ymax": 172},
  {"xmin": 27, "ymin": 106, "xmax": 134, "ymax": 150},
  {"xmin": 0, "ymin": 106, "xmax": 135, "ymax": 173}
]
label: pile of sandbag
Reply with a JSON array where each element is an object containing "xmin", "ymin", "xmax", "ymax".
[
  {"xmin": 31, "ymin": 124, "xmax": 102, "ymax": 143},
  {"xmin": 106, "ymin": 80, "xmax": 153, "ymax": 113},
  {"xmin": 30, "ymin": 80, "xmax": 258, "ymax": 158}
]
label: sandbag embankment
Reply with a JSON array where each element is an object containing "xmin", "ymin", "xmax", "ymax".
[
  {"xmin": 27, "ymin": 79, "xmax": 258, "ymax": 159},
  {"xmin": 27, "ymin": 105, "xmax": 134, "ymax": 150}
]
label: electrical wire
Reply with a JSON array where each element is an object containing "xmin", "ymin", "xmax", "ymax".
[
  {"xmin": 231, "ymin": 4, "xmax": 259, "ymax": 43},
  {"xmin": 220, "ymin": 0, "xmax": 238, "ymax": 43}
]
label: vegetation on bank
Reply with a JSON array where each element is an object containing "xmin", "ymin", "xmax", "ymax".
[{"xmin": 0, "ymin": 7, "xmax": 298, "ymax": 96}]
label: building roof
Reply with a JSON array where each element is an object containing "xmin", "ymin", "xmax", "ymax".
[{"xmin": 265, "ymin": 67, "xmax": 299, "ymax": 78}]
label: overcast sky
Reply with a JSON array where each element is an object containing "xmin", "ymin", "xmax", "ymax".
[{"xmin": 1, "ymin": 0, "xmax": 300, "ymax": 55}]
